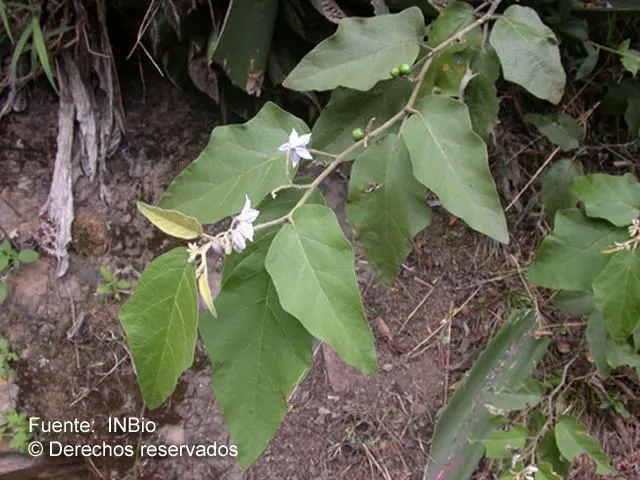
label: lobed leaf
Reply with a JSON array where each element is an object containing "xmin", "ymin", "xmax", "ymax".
[
  {"xmin": 284, "ymin": 8, "xmax": 424, "ymax": 92},
  {"xmin": 346, "ymin": 134, "xmax": 431, "ymax": 286},
  {"xmin": 463, "ymin": 73, "xmax": 499, "ymax": 141},
  {"xmin": 159, "ymin": 102, "xmax": 308, "ymax": 224},
  {"xmin": 570, "ymin": 173, "xmax": 640, "ymax": 227},
  {"xmin": 119, "ymin": 248, "xmax": 198, "ymax": 408},
  {"xmin": 403, "ymin": 95, "xmax": 508, "ymax": 244},
  {"xmin": 586, "ymin": 311, "xmax": 611, "ymax": 376},
  {"xmin": 539, "ymin": 159, "xmax": 584, "ymax": 225},
  {"xmin": 593, "ymin": 250, "xmax": 640, "ymax": 341},
  {"xmin": 311, "ymin": 79, "xmax": 411, "ymax": 155},
  {"xmin": 527, "ymin": 209, "xmax": 628, "ymax": 291},
  {"xmin": 265, "ymin": 205, "xmax": 377, "ymax": 374},
  {"xmin": 137, "ymin": 202, "xmax": 203, "ymax": 240},
  {"xmin": 554, "ymin": 415, "xmax": 612, "ymax": 475},
  {"xmin": 201, "ymin": 188, "xmax": 324, "ymax": 464},
  {"xmin": 525, "ymin": 113, "xmax": 583, "ymax": 151},
  {"xmin": 489, "ymin": 5, "xmax": 566, "ymax": 104}
]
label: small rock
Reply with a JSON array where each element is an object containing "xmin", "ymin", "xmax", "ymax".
[
  {"xmin": 71, "ymin": 209, "xmax": 109, "ymax": 257},
  {"xmin": 382, "ymin": 363, "xmax": 394, "ymax": 372},
  {"xmin": 318, "ymin": 407, "xmax": 331, "ymax": 416},
  {"xmin": 323, "ymin": 344, "xmax": 367, "ymax": 392}
]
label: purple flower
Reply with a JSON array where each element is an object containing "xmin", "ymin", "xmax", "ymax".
[{"xmin": 278, "ymin": 129, "xmax": 312, "ymax": 167}]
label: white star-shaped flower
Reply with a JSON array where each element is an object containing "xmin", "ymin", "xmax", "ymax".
[
  {"xmin": 278, "ymin": 128, "xmax": 312, "ymax": 167},
  {"xmin": 230, "ymin": 195, "xmax": 260, "ymax": 253}
]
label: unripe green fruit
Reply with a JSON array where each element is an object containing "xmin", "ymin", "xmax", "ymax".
[
  {"xmin": 352, "ymin": 128, "xmax": 365, "ymax": 141},
  {"xmin": 390, "ymin": 67, "xmax": 400, "ymax": 78},
  {"xmin": 399, "ymin": 63, "xmax": 412, "ymax": 76}
]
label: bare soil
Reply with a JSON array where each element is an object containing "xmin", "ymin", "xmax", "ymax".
[{"xmin": 0, "ymin": 78, "xmax": 638, "ymax": 480}]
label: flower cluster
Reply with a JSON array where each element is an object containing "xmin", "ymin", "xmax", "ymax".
[
  {"xmin": 229, "ymin": 196, "xmax": 259, "ymax": 253},
  {"xmin": 511, "ymin": 455, "xmax": 538, "ymax": 480}
]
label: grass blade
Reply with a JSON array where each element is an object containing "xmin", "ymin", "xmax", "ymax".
[
  {"xmin": 0, "ymin": 0, "xmax": 14, "ymax": 43},
  {"xmin": 9, "ymin": 21, "xmax": 33, "ymax": 91},
  {"xmin": 31, "ymin": 17, "xmax": 58, "ymax": 94}
]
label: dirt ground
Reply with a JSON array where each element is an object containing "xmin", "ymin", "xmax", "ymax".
[{"xmin": 0, "ymin": 76, "xmax": 638, "ymax": 480}]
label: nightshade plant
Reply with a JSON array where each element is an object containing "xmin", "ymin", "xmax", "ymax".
[{"xmin": 120, "ymin": 0, "xmax": 574, "ymax": 469}]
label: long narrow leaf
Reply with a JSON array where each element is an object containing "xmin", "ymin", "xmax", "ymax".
[
  {"xmin": 31, "ymin": 17, "xmax": 58, "ymax": 93},
  {"xmin": 10, "ymin": 22, "xmax": 33, "ymax": 91},
  {"xmin": 0, "ymin": 1, "xmax": 14, "ymax": 43}
]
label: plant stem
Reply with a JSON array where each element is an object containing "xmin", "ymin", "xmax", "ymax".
[{"xmin": 253, "ymin": 0, "xmax": 502, "ymax": 233}]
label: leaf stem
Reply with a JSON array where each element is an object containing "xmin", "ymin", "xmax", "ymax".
[{"xmin": 253, "ymin": 0, "xmax": 503, "ymax": 233}]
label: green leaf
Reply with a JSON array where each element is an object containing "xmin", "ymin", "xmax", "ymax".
[
  {"xmin": 471, "ymin": 43, "xmax": 501, "ymax": 84},
  {"xmin": 116, "ymin": 280, "xmax": 130, "ymax": 289},
  {"xmin": 209, "ymin": 0, "xmax": 280, "ymax": 95},
  {"xmin": 0, "ymin": 255, "xmax": 8, "ymax": 272},
  {"xmin": 100, "ymin": 266, "xmax": 114, "ymax": 282},
  {"xmin": 0, "ymin": 240, "xmax": 11, "ymax": 253},
  {"xmin": 586, "ymin": 311, "xmax": 611, "ymax": 376},
  {"xmin": 420, "ymin": 49, "xmax": 472, "ymax": 97},
  {"xmin": 0, "ymin": 282, "xmax": 7, "ymax": 304},
  {"xmin": 570, "ymin": 173, "xmax": 640, "ymax": 227},
  {"xmin": 489, "ymin": 5, "xmax": 566, "ymax": 104},
  {"xmin": 553, "ymin": 290, "xmax": 594, "ymax": 316},
  {"xmin": 311, "ymin": 79, "xmax": 411, "ymax": 155},
  {"xmin": 554, "ymin": 415, "xmax": 612, "ymax": 475},
  {"xmin": 200, "ymin": 191, "xmax": 316, "ymax": 467},
  {"xmin": 484, "ymin": 377, "xmax": 545, "ymax": 413},
  {"xmin": 0, "ymin": 1, "xmax": 13, "ymax": 44},
  {"xmin": 527, "ymin": 209, "xmax": 628, "ymax": 291},
  {"xmin": 618, "ymin": 39, "xmax": 640, "ymax": 77},
  {"xmin": 575, "ymin": 42, "xmax": 599, "ymax": 81},
  {"xmin": 525, "ymin": 113, "xmax": 583, "ymax": 151},
  {"xmin": 284, "ymin": 8, "xmax": 424, "ymax": 92},
  {"xmin": 346, "ymin": 134, "xmax": 431, "ymax": 286},
  {"xmin": 31, "ymin": 17, "xmax": 58, "ymax": 94},
  {"xmin": 137, "ymin": 202, "xmax": 203, "ymax": 240},
  {"xmin": 463, "ymin": 73, "xmax": 499, "ymax": 141},
  {"xmin": 539, "ymin": 158, "xmax": 584, "ymax": 225},
  {"xmin": 119, "ymin": 248, "xmax": 198, "ymax": 408},
  {"xmin": 10, "ymin": 22, "xmax": 33, "ymax": 92},
  {"xmin": 96, "ymin": 283, "xmax": 112, "ymax": 295},
  {"xmin": 480, "ymin": 425, "xmax": 528, "ymax": 459},
  {"xmin": 265, "ymin": 205, "xmax": 377, "ymax": 373},
  {"xmin": 159, "ymin": 102, "xmax": 308, "ymax": 224},
  {"xmin": 535, "ymin": 462, "xmax": 563, "ymax": 480},
  {"xmin": 606, "ymin": 338, "xmax": 640, "ymax": 378},
  {"xmin": 593, "ymin": 250, "xmax": 640, "ymax": 341},
  {"xmin": 539, "ymin": 431, "xmax": 571, "ymax": 478},
  {"xmin": 403, "ymin": 95, "xmax": 508, "ymax": 244},
  {"xmin": 16, "ymin": 249, "xmax": 39, "ymax": 264},
  {"xmin": 425, "ymin": 310, "xmax": 551, "ymax": 480},
  {"xmin": 427, "ymin": 2, "xmax": 481, "ymax": 52}
]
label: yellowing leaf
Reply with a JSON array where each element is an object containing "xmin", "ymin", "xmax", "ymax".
[
  {"xmin": 137, "ymin": 202, "xmax": 203, "ymax": 239},
  {"xmin": 198, "ymin": 269, "xmax": 217, "ymax": 317}
]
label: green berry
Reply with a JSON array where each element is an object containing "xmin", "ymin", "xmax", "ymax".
[
  {"xmin": 399, "ymin": 63, "xmax": 412, "ymax": 76},
  {"xmin": 390, "ymin": 67, "xmax": 400, "ymax": 78},
  {"xmin": 352, "ymin": 128, "xmax": 365, "ymax": 142}
]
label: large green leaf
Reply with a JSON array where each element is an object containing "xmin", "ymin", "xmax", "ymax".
[
  {"xmin": 554, "ymin": 415, "xmax": 612, "ymax": 475},
  {"xmin": 570, "ymin": 173, "xmax": 640, "ymax": 227},
  {"xmin": 159, "ymin": 102, "xmax": 308, "ymax": 224},
  {"xmin": 346, "ymin": 134, "xmax": 431, "ymax": 286},
  {"xmin": 119, "ymin": 248, "xmax": 198, "ymax": 408},
  {"xmin": 525, "ymin": 113, "xmax": 583, "ymax": 151},
  {"xmin": 539, "ymin": 158, "xmax": 584, "ymax": 225},
  {"xmin": 311, "ymin": 79, "xmax": 412, "ymax": 155},
  {"xmin": 424, "ymin": 310, "xmax": 550, "ymax": 480},
  {"xmin": 403, "ymin": 95, "xmax": 508, "ymax": 244},
  {"xmin": 463, "ymin": 73, "xmax": 499, "ymax": 141},
  {"xmin": 593, "ymin": 250, "xmax": 640, "ymax": 341},
  {"xmin": 527, "ymin": 209, "xmax": 628, "ymax": 291},
  {"xmin": 200, "ymin": 189, "xmax": 322, "ymax": 467},
  {"xmin": 284, "ymin": 8, "xmax": 424, "ymax": 92},
  {"xmin": 265, "ymin": 205, "xmax": 377, "ymax": 373},
  {"xmin": 553, "ymin": 290, "xmax": 594, "ymax": 316},
  {"xmin": 427, "ymin": 2, "xmax": 481, "ymax": 52},
  {"xmin": 483, "ymin": 377, "xmax": 544, "ymax": 413},
  {"xmin": 606, "ymin": 338, "xmax": 640, "ymax": 378},
  {"xmin": 586, "ymin": 311, "xmax": 611, "ymax": 376},
  {"xmin": 209, "ymin": 0, "xmax": 279, "ymax": 95},
  {"xmin": 489, "ymin": 5, "xmax": 566, "ymax": 104}
]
